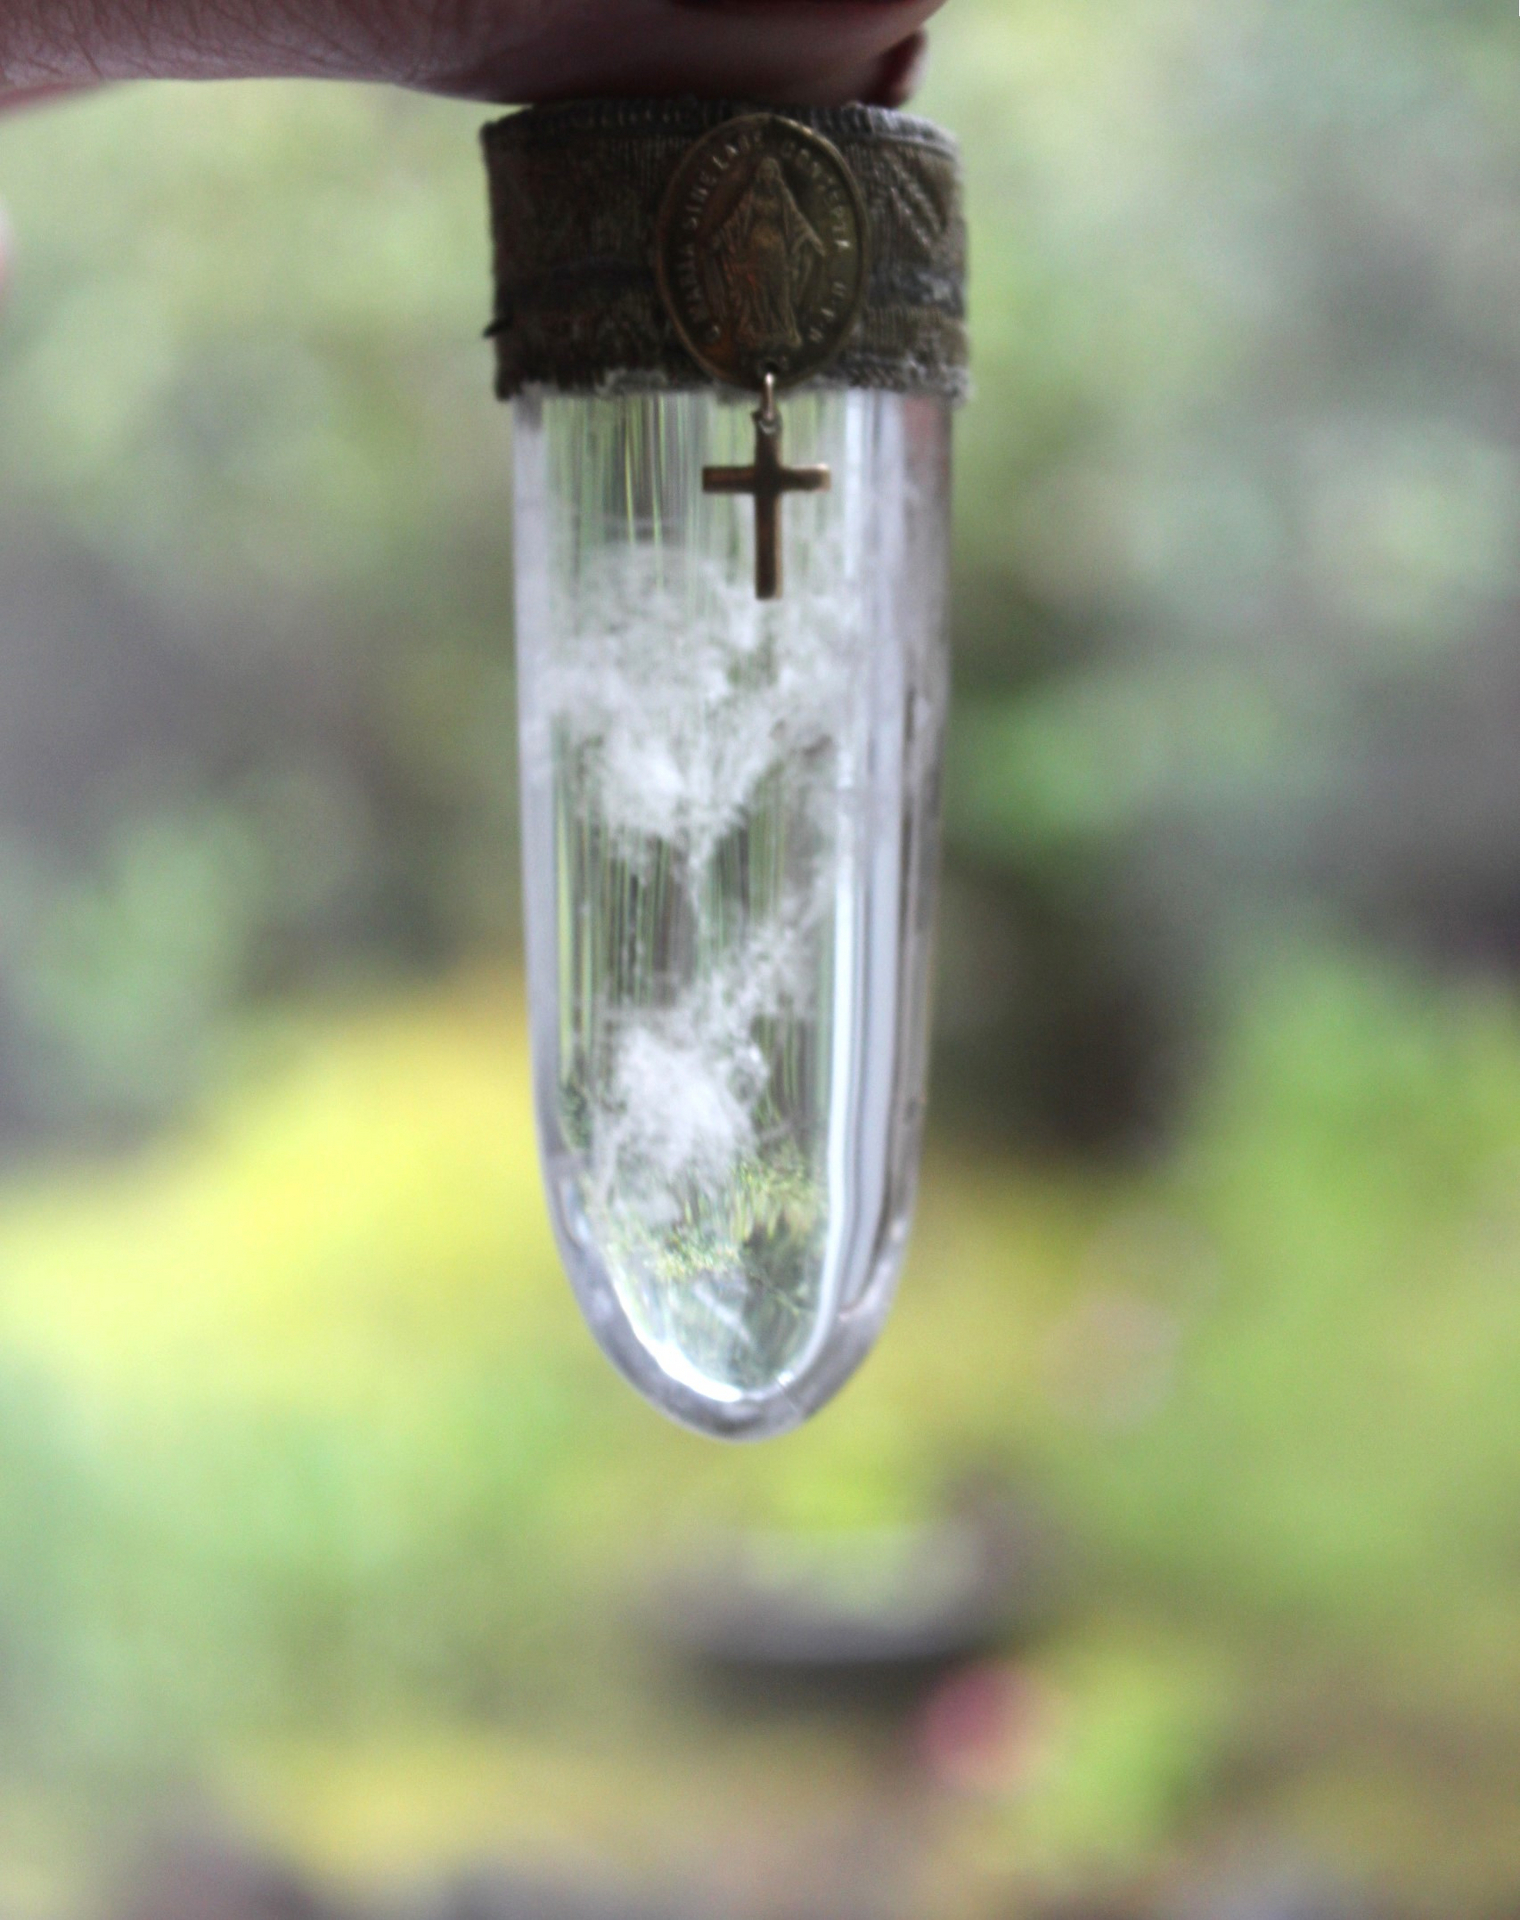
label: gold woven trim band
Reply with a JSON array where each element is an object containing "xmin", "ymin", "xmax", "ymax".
[{"xmin": 482, "ymin": 98, "xmax": 969, "ymax": 402}]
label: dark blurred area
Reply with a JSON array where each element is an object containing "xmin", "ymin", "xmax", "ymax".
[{"xmin": 3, "ymin": 0, "xmax": 1520, "ymax": 1915}]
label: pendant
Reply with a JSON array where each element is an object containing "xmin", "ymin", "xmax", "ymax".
[
  {"xmin": 701, "ymin": 373, "xmax": 830, "ymax": 602},
  {"xmin": 485, "ymin": 102, "xmax": 968, "ymax": 1438}
]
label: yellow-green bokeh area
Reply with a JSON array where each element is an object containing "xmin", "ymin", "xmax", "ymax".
[{"xmin": 0, "ymin": 958, "xmax": 1518, "ymax": 1910}]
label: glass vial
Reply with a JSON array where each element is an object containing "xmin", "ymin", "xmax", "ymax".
[{"xmin": 514, "ymin": 386, "xmax": 951, "ymax": 1437}]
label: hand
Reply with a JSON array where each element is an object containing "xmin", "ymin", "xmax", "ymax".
[{"xmin": 0, "ymin": 0, "xmax": 940, "ymax": 109}]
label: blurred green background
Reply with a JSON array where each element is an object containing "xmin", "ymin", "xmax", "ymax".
[{"xmin": 2, "ymin": 1, "xmax": 1520, "ymax": 1915}]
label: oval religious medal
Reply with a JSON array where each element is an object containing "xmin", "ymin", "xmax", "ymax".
[{"xmin": 654, "ymin": 114, "xmax": 871, "ymax": 391}]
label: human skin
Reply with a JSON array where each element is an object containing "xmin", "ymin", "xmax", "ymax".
[{"xmin": 0, "ymin": 0, "xmax": 941, "ymax": 108}]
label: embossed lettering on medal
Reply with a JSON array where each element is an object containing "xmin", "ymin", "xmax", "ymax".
[{"xmin": 655, "ymin": 115, "xmax": 871, "ymax": 391}]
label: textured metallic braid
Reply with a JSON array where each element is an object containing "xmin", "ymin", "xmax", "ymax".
[{"xmin": 482, "ymin": 97, "xmax": 969, "ymax": 402}]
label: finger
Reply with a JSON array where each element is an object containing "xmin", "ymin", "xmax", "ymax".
[
  {"xmin": 864, "ymin": 30, "xmax": 928, "ymax": 109},
  {"xmin": 407, "ymin": 0, "xmax": 944, "ymax": 107},
  {"xmin": 0, "ymin": 84, "xmax": 93, "ymax": 112},
  {"xmin": 0, "ymin": 0, "xmax": 946, "ymax": 106}
]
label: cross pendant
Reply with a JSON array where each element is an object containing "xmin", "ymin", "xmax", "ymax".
[{"xmin": 703, "ymin": 374, "xmax": 831, "ymax": 601}]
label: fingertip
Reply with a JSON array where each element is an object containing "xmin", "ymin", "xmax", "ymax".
[
  {"xmin": 0, "ymin": 83, "xmax": 94, "ymax": 112},
  {"xmin": 863, "ymin": 30, "xmax": 929, "ymax": 108},
  {"xmin": 438, "ymin": 0, "xmax": 943, "ymax": 110}
]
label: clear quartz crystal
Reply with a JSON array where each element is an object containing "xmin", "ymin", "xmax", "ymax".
[{"xmin": 513, "ymin": 386, "xmax": 951, "ymax": 1438}]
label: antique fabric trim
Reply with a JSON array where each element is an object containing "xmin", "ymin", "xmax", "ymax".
[{"xmin": 482, "ymin": 98, "xmax": 968, "ymax": 401}]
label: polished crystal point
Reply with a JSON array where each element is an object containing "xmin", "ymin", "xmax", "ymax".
[{"xmin": 513, "ymin": 386, "xmax": 951, "ymax": 1438}]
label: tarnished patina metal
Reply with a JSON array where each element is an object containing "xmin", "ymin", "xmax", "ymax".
[
  {"xmin": 656, "ymin": 117, "xmax": 865, "ymax": 596},
  {"xmin": 482, "ymin": 98, "xmax": 967, "ymax": 401},
  {"xmin": 703, "ymin": 372, "xmax": 831, "ymax": 599},
  {"xmin": 655, "ymin": 115, "xmax": 869, "ymax": 393}
]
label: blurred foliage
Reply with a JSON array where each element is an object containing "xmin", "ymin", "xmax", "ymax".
[
  {"xmin": 928, "ymin": 0, "xmax": 1520, "ymax": 1147},
  {"xmin": 1, "ymin": 953, "xmax": 1520, "ymax": 1910},
  {"xmin": 0, "ymin": 83, "xmax": 514, "ymax": 1139},
  {"xmin": 2, "ymin": 0, "xmax": 1520, "ymax": 1912}
]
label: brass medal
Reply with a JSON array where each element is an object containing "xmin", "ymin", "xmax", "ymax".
[{"xmin": 655, "ymin": 115, "xmax": 871, "ymax": 392}]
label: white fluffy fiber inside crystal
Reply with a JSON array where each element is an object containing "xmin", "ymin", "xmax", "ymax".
[
  {"xmin": 535, "ymin": 543, "xmax": 856, "ymax": 862},
  {"xmin": 534, "ymin": 534, "xmax": 862, "ymax": 1391}
]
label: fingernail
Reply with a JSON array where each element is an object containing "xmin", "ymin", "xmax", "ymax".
[{"xmin": 864, "ymin": 30, "xmax": 928, "ymax": 106}]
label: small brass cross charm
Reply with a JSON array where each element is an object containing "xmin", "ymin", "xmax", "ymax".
[{"xmin": 703, "ymin": 374, "xmax": 831, "ymax": 601}]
